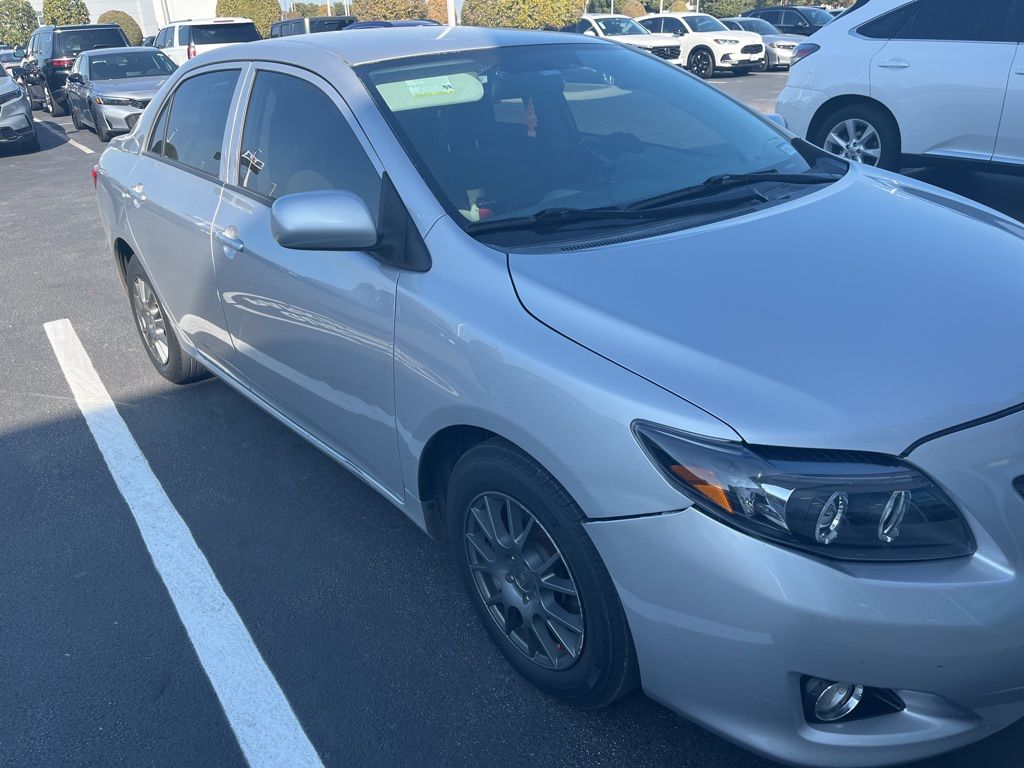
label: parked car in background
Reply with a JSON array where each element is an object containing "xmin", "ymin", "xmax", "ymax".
[
  {"xmin": 563, "ymin": 15, "xmax": 682, "ymax": 64},
  {"xmin": 0, "ymin": 46, "xmax": 21, "ymax": 75},
  {"xmin": 270, "ymin": 16, "xmax": 357, "ymax": 37},
  {"xmin": 742, "ymin": 5, "xmax": 834, "ymax": 35},
  {"xmin": 777, "ymin": 0, "xmax": 1024, "ymax": 172},
  {"xmin": 19, "ymin": 24, "xmax": 129, "ymax": 116},
  {"xmin": 65, "ymin": 47, "xmax": 176, "ymax": 142},
  {"xmin": 344, "ymin": 19, "xmax": 440, "ymax": 29},
  {"xmin": 636, "ymin": 13, "xmax": 764, "ymax": 78},
  {"xmin": 95, "ymin": 24, "xmax": 1024, "ymax": 768},
  {"xmin": 721, "ymin": 17, "xmax": 802, "ymax": 70},
  {"xmin": 152, "ymin": 18, "xmax": 260, "ymax": 65},
  {"xmin": 0, "ymin": 70, "xmax": 38, "ymax": 151},
  {"xmin": 142, "ymin": 35, "xmax": 155, "ymax": 47}
]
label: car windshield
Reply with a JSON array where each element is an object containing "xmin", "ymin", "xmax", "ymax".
[
  {"xmin": 802, "ymin": 7, "xmax": 835, "ymax": 25},
  {"xmin": 738, "ymin": 18, "xmax": 780, "ymax": 35},
  {"xmin": 358, "ymin": 43, "xmax": 817, "ymax": 243},
  {"xmin": 87, "ymin": 51, "xmax": 176, "ymax": 79},
  {"xmin": 189, "ymin": 23, "xmax": 261, "ymax": 44},
  {"xmin": 54, "ymin": 28, "xmax": 127, "ymax": 56},
  {"xmin": 685, "ymin": 15, "xmax": 728, "ymax": 33},
  {"xmin": 595, "ymin": 17, "xmax": 648, "ymax": 35}
]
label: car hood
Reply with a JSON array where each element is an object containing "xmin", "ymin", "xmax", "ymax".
[
  {"xmin": 93, "ymin": 76, "xmax": 168, "ymax": 99},
  {"xmin": 508, "ymin": 169, "xmax": 1024, "ymax": 454}
]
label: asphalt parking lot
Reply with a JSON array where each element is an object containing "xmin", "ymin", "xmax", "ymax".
[{"xmin": 3, "ymin": 74, "xmax": 1024, "ymax": 768}]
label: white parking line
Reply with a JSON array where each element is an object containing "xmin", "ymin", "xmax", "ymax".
[
  {"xmin": 33, "ymin": 119, "xmax": 94, "ymax": 154},
  {"xmin": 43, "ymin": 318, "xmax": 323, "ymax": 768}
]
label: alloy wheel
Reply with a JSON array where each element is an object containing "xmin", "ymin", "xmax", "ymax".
[
  {"xmin": 463, "ymin": 491, "xmax": 585, "ymax": 671},
  {"xmin": 132, "ymin": 276, "xmax": 170, "ymax": 365},
  {"xmin": 689, "ymin": 50, "xmax": 713, "ymax": 79},
  {"xmin": 823, "ymin": 118, "xmax": 882, "ymax": 165}
]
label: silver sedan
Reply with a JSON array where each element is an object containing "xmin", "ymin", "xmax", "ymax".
[
  {"xmin": 94, "ymin": 27, "xmax": 1024, "ymax": 768},
  {"xmin": 0, "ymin": 72, "xmax": 38, "ymax": 151},
  {"xmin": 64, "ymin": 47, "xmax": 176, "ymax": 142},
  {"xmin": 722, "ymin": 17, "xmax": 803, "ymax": 69}
]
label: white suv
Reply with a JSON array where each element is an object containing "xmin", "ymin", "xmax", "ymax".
[
  {"xmin": 153, "ymin": 18, "xmax": 261, "ymax": 65},
  {"xmin": 637, "ymin": 13, "xmax": 765, "ymax": 79},
  {"xmin": 776, "ymin": 0, "xmax": 1024, "ymax": 171},
  {"xmin": 566, "ymin": 15, "xmax": 684, "ymax": 65}
]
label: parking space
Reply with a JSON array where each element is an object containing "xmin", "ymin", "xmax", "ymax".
[{"xmin": 4, "ymin": 74, "xmax": 1024, "ymax": 768}]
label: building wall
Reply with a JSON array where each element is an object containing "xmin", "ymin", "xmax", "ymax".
[{"xmin": 29, "ymin": 0, "xmax": 218, "ymax": 36}]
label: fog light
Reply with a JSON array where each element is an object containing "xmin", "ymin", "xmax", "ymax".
[{"xmin": 806, "ymin": 678, "xmax": 864, "ymax": 722}]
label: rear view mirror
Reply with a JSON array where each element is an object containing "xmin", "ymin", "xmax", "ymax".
[{"xmin": 271, "ymin": 190, "xmax": 378, "ymax": 251}]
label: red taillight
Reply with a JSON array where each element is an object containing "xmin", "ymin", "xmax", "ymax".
[
  {"xmin": 91, "ymin": 165, "xmax": 98, "ymax": 189},
  {"xmin": 187, "ymin": 43, "xmax": 196, "ymax": 59},
  {"xmin": 791, "ymin": 43, "xmax": 820, "ymax": 65},
  {"xmin": 49, "ymin": 57, "xmax": 74, "ymax": 69}
]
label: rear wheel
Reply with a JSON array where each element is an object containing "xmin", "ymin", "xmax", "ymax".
[
  {"xmin": 125, "ymin": 259, "xmax": 209, "ymax": 385},
  {"xmin": 687, "ymin": 48, "xmax": 715, "ymax": 79},
  {"xmin": 70, "ymin": 99, "xmax": 83, "ymax": 130},
  {"xmin": 447, "ymin": 439, "xmax": 638, "ymax": 708},
  {"xmin": 814, "ymin": 102, "xmax": 901, "ymax": 171},
  {"xmin": 44, "ymin": 84, "xmax": 66, "ymax": 117}
]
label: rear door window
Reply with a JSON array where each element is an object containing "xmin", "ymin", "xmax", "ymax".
[
  {"xmin": 236, "ymin": 70, "xmax": 380, "ymax": 206},
  {"xmin": 310, "ymin": 18, "xmax": 355, "ymax": 32},
  {"xmin": 190, "ymin": 23, "xmax": 262, "ymax": 45},
  {"xmin": 893, "ymin": 0, "xmax": 1023, "ymax": 42},
  {"xmin": 149, "ymin": 69, "xmax": 240, "ymax": 176}
]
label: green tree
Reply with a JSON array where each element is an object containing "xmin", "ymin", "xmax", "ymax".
[
  {"xmin": 291, "ymin": 1, "xmax": 321, "ymax": 16},
  {"xmin": 0, "ymin": 0, "xmax": 37, "ymax": 46},
  {"xmin": 97, "ymin": 10, "xmax": 142, "ymax": 44},
  {"xmin": 350, "ymin": 0, "xmax": 428, "ymax": 20},
  {"xmin": 216, "ymin": 0, "xmax": 282, "ymax": 36},
  {"xmin": 698, "ymin": 0, "xmax": 750, "ymax": 17},
  {"xmin": 462, "ymin": 0, "xmax": 579, "ymax": 29},
  {"xmin": 619, "ymin": 0, "xmax": 645, "ymax": 17},
  {"xmin": 42, "ymin": 0, "xmax": 88, "ymax": 25}
]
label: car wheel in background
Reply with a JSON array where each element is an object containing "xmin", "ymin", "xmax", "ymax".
[
  {"xmin": 125, "ymin": 258, "xmax": 209, "ymax": 385},
  {"xmin": 759, "ymin": 57, "xmax": 769, "ymax": 72},
  {"xmin": 815, "ymin": 102, "xmax": 901, "ymax": 171},
  {"xmin": 92, "ymin": 105, "xmax": 111, "ymax": 142},
  {"xmin": 687, "ymin": 48, "xmax": 715, "ymax": 79},
  {"xmin": 447, "ymin": 439, "xmax": 639, "ymax": 708},
  {"xmin": 44, "ymin": 84, "xmax": 66, "ymax": 117}
]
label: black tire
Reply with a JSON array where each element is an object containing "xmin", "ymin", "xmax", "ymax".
[
  {"xmin": 813, "ymin": 102, "xmax": 901, "ymax": 171},
  {"xmin": 124, "ymin": 258, "xmax": 209, "ymax": 385},
  {"xmin": 70, "ymin": 100, "xmax": 83, "ymax": 130},
  {"xmin": 759, "ymin": 57, "xmax": 769, "ymax": 72},
  {"xmin": 447, "ymin": 439, "xmax": 639, "ymax": 709},
  {"xmin": 687, "ymin": 48, "xmax": 715, "ymax": 80},
  {"xmin": 45, "ymin": 85, "xmax": 66, "ymax": 117},
  {"xmin": 92, "ymin": 105, "xmax": 111, "ymax": 142}
]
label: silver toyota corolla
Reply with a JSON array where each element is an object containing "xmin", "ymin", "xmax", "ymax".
[{"xmin": 94, "ymin": 27, "xmax": 1024, "ymax": 767}]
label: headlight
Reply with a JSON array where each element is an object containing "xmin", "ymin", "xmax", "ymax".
[
  {"xmin": 0, "ymin": 88, "xmax": 20, "ymax": 105},
  {"xmin": 95, "ymin": 96, "xmax": 131, "ymax": 106},
  {"xmin": 634, "ymin": 422, "xmax": 975, "ymax": 562},
  {"xmin": 714, "ymin": 38, "xmax": 741, "ymax": 45}
]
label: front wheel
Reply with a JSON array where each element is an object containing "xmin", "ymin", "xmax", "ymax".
[
  {"xmin": 814, "ymin": 103, "xmax": 901, "ymax": 171},
  {"xmin": 70, "ymin": 99, "xmax": 83, "ymax": 130},
  {"xmin": 447, "ymin": 439, "xmax": 638, "ymax": 708},
  {"xmin": 44, "ymin": 84, "xmax": 66, "ymax": 117},
  {"xmin": 687, "ymin": 49, "xmax": 715, "ymax": 80},
  {"xmin": 125, "ymin": 259, "xmax": 209, "ymax": 385}
]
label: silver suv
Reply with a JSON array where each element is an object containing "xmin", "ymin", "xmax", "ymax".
[{"xmin": 94, "ymin": 27, "xmax": 1024, "ymax": 768}]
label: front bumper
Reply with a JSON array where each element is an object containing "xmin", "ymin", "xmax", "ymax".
[
  {"xmin": 776, "ymin": 83, "xmax": 829, "ymax": 141},
  {"xmin": 718, "ymin": 51, "xmax": 765, "ymax": 70},
  {"xmin": 585, "ymin": 410, "xmax": 1024, "ymax": 767},
  {"xmin": 767, "ymin": 46, "xmax": 795, "ymax": 67},
  {"xmin": 95, "ymin": 103, "xmax": 145, "ymax": 134},
  {"xmin": 0, "ymin": 93, "xmax": 34, "ymax": 142}
]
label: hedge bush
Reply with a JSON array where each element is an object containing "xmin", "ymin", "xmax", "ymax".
[
  {"xmin": 619, "ymin": 0, "xmax": 645, "ymax": 18},
  {"xmin": 0, "ymin": 0, "xmax": 37, "ymax": 46},
  {"xmin": 461, "ymin": 0, "xmax": 579, "ymax": 30},
  {"xmin": 97, "ymin": 10, "xmax": 142, "ymax": 45},
  {"xmin": 42, "ymin": 0, "xmax": 88, "ymax": 26},
  {"xmin": 350, "ymin": 0, "xmax": 428, "ymax": 21}
]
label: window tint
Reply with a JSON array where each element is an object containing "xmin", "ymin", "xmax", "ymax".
[
  {"xmin": 664, "ymin": 18, "xmax": 685, "ymax": 33},
  {"xmin": 638, "ymin": 18, "xmax": 660, "ymax": 33},
  {"xmin": 760, "ymin": 9, "xmax": 783, "ymax": 24},
  {"xmin": 310, "ymin": 17, "xmax": 355, "ymax": 32},
  {"xmin": 237, "ymin": 71, "xmax": 380, "ymax": 206},
  {"xmin": 54, "ymin": 27, "xmax": 127, "ymax": 56},
  {"xmin": 150, "ymin": 69, "xmax": 239, "ymax": 175},
  {"xmin": 893, "ymin": 0, "xmax": 1023, "ymax": 42},
  {"xmin": 178, "ymin": 26, "xmax": 189, "ymax": 46},
  {"xmin": 781, "ymin": 10, "xmax": 806, "ymax": 27},
  {"xmin": 190, "ymin": 23, "xmax": 262, "ymax": 45},
  {"xmin": 858, "ymin": 2, "xmax": 917, "ymax": 38}
]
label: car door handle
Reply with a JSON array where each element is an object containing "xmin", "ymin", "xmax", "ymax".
[
  {"xmin": 1015, "ymin": 67, "xmax": 1024, "ymax": 75},
  {"xmin": 877, "ymin": 58, "xmax": 910, "ymax": 69},
  {"xmin": 215, "ymin": 226, "xmax": 244, "ymax": 253},
  {"xmin": 127, "ymin": 182, "xmax": 146, "ymax": 205}
]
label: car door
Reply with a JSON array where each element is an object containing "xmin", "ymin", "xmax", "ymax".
[
  {"xmin": 870, "ymin": 0, "xmax": 1020, "ymax": 161},
  {"xmin": 123, "ymin": 65, "xmax": 243, "ymax": 373},
  {"xmin": 213, "ymin": 65, "xmax": 404, "ymax": 497},
  {"xmin": 993, "ymin": 14, "xmax": 1024, "ymax": 164},
  {"xmin": 65, "ymin": 54, "xmax": 83, "ymax": 115}
]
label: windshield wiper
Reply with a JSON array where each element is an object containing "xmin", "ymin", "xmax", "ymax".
[
  {"xmin": 628, "ymin": 170, "xmax": 843, "ymax": 211},
  {"xmin": 465, "ymin": 189, "xmax": 769, "ymax": 236}
]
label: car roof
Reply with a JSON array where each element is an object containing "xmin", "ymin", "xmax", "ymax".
[
  {"xmin": 37, "ymin": 24, "xmax": 122, "ymax": 31},
  {"xmin": 80, "ymin": 46, "xmax": 161, "ymax": 56},
  {"xmin": 195, "ymin": 26, "xmax": 601, "ymax": 68},
  {"xmin": 170, "ymin": 17, "xmax": 252, "ymax": 25},
  {"xmin": 582, "ymin": 13, "xmax": 631, "ymax": 19}
]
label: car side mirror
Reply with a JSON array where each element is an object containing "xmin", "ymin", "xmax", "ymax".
[
  {"xmin": 271, "ymin": 190, "xmax": 378, "ymax": 251},
  {"xmin": 68, "ymin": 72, "xmax": 84, "ymax": 84},
  {"xmin": 582, "ymin": 29, "xmax": 596, "ymax": 37},
  {"xmin": 674, "ymin": 29, "xmax": 686, "ymax": 36}
]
